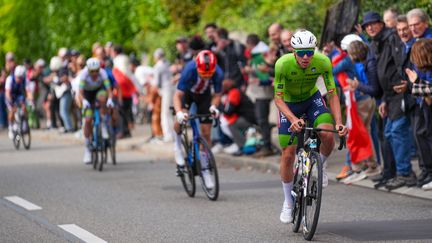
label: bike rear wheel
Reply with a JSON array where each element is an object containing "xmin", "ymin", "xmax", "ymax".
[
  {"xmin": 196, "ymin": 137, "xmax": 219, "ymax": 201},
  {"xmin": 302, "ymin": 152, "xmax": 322, "ymax": 241},
  {"xmin": 179, "ymin": 132, "xmax": 195, "ymax": 197},
  {"xmin": 109, "ymin": 135, "xmax": 116, "ymax": 165},
  {"xmin": 292, "ymin": 160, "xmax": 303, "ymax": 233}
]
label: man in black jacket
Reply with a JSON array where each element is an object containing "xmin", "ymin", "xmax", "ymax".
[
  {"xmin": 213, "ymin": 28, "xmax": 247, "ymax": 88},
  {"xmin": 363, "ymin": 11, "xmax": 416, "ymax": 190}
]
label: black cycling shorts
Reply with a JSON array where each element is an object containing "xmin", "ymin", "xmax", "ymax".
[{"xmin": 182, "ymin": 89, "xmax": 212, "ymax": 124}]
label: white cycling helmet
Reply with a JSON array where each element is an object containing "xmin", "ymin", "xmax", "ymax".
[
  {"xmin": 14, "ymin": 65, "xmax": 26, "ymax": 77},
  {"xmin": 341, "ymin": 34, "xmax": 363, "ymax": 51},
  {"xmin": 86, "ymin": 57, "xmax": 100, "ymax": 71},
  {"xmin": 291, "ymin": 30, "xmax": 317, "ymax": 49},
  {"xmin": 50, "ymin": 56, "xmax": 62, "ymax": 71}
]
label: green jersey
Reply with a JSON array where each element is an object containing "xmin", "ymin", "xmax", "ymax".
[{"xmin": 274, "ymin": 53, "xmax": 336, "ymax": 102}]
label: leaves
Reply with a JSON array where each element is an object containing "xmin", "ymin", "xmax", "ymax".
[{"xmin": 0, "ymin": 0, "xmax": 428, "ymax": 65}]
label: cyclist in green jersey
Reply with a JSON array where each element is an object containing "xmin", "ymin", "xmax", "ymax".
[{"xmin": 274, "ymin": 30, "xmax": 348, "ymax": 224}]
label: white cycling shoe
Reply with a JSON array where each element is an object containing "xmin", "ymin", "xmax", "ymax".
[
  {"xmin": 323, "ymin": 169, "xmax": 329, "ymax": 188},
  {"xmin": 280, "ymin": 201, "xmax": 293, "ymax": 224},
  {"xmin": 202, "ymin": 170, "xmax": 214, "ymax": 189},
  {"xmin": 83, "ymin": 148, "xmax": 92, "ymax": 164},
  {"xmin": 8, "ymin": 128, "xmax": 14, "ymax": 139}
]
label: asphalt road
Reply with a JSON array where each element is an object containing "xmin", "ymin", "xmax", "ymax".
[{"xmin": 1, "ymin": 131, "xmax": 432, "ymax": 243}]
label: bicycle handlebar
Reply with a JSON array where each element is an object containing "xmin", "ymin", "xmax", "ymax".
[
  {"xmin": 288, "ymin": 126, "xmax": 346, "ymax": 150},
  {"xmin": 187, "ymin": 114, "xmax": 219, "ymax": 128}
]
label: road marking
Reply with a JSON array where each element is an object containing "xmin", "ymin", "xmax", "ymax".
[
  {"xmin": 4, "ymin": 196, "xmax": 42, "ymax": 211},
  {"xmin": 58, "ymin": 224, "xmax": 107, "ymax": 243}
]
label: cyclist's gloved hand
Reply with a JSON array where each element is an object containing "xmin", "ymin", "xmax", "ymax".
[
  {"xmin": 176, "ymin": 111, "xmax": 188, "ymax": 124},
  {"xmin": 82, "ymin": 99, "xmax": 91, "ymax": 109},
  {"xmin": 106, "ymin": 98, "xmax": 114, "ymax": 108},
  {"xmin": 209, "ymin": 105, "xmax": 220, "ymax": 118}
]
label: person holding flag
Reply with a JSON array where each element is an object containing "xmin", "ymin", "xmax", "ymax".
[{"xmin": 331, "ymin": 34, "xmax": 378, "ymax": 184}]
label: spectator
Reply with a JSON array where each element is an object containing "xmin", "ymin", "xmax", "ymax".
[
  {"xmin": 175, "ymin": 36, "xmax": 193, "ymax": 65},
  {"xmin": 58, "ymin": 47, "xmax": 69, "ymax": 69},
  {"xmin": 244, "ymin": 33, "xmax": 274, "ymax": 157},
  {"xmin": 112, "ymin": 44, "xmax": 140, "ymax": 138},
  {"xmin": 170, "ymin": 36, "xmax": 193, "ymax": 86},
  {"xmin": 267, "ymin": 23, "xmax": 285, "ymax": 58},
  {"xmin": 362, "ymin": 11, "xmax": 416, "ymax": 190},
  {"xmin": 213, "ymin": 28, "xmax": 247, "ymax": 88},
  {"xmin": 57, "ymin": 68, "xmax": 74, "ymax": 133},
  {"xmin": 0, "ymin": 52, "xmax": 16, "ymax": 129},
  {"xmin": 383, "ymin": 7, "xmax": 398, "ymax": 29},
  {"xmin": 104, "ymin": 42, "xmax": 114, "ymax": 69},
  {"xmin": 153, "ymin": 48, "xmax": 174, "ymax": 143},
  {"xmin": 220, "ymin": 79, "xmax": 256, "ymax": 155},
  {"xmin": 135, "ymin": 54, "xmax": 154, "ymax": 125},
  {"xmin": 403, "ymin": 39, "xmax": 432, "ymax": 189},
  {"xmin": 280, "ymin": 29, "xmax": 294, "ymax": 54},
  {"xmin": 46, "ymin": 56, "xmax": 64, "ymax": 129},
  {"xmin": 407, "ymin": 8, "xmax": 432, "ymax": 39},
  {"xmin": 189, "ymin": 35, "xmax": 206, "ymax": 56},
  {"xmin": 331, "ymin": 34, "xmax": 380, "ymax": 183},
  {"xmin": 68, "ymin": 50, "xmax": 81, "ymax": 78},
  {"xmin": 26, "ymin": 59, "xmax": 46, "ymax": 129},
  {"xmin": 204, "ymin": 23, "xmax": 218, "ymax": 51}
]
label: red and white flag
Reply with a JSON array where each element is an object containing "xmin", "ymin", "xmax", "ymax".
[{"xmin": 332, "ymin": 53, "xmax": 373, "ymax": 164}]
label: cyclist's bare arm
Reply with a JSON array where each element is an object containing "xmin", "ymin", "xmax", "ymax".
[
  {"xmin": 173, "ymin": 90, "xmax": 185, "ymax": 114},
  {"xmin": 211, "ymin": 93, "xmax": 221, "ymax": 108}
]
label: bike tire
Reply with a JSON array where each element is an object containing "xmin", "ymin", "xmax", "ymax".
[
  {"xmin": 302, "ymin": 152, "xmax": 322, "ymax": 241},
  {"xmin": 92, "ymin": 149, "xmax": 98, "ymax": 170},
  {"xmin": 97, "ymin": 126, "xmax": 105, "ymax": 172},
  {"xmin": 196, "ymin": 137, "xmax": 219, "ymax": 201},
  {"xmin": 292, "ymin": 161, "xmax": 303, "ymax": 233},
  {"xmin": 99, "ymin": 143, "xmax": 106, "ymax": 171},
  {"xmin": 13, "ymin": 133, "xmax": 20, "ymax": 150},
  {"xmin": 179, "ymin": 132, "xmax": 195, "ymax": 197},
  {"xmin": 21, "ymin": 119, "xmax": 31, "ymax": 150},
  {"xmin": 109, "ymin": 134, "xmax": 116, "ymax": 165}
]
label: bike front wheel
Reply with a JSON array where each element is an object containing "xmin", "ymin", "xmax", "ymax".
[
  {"xmin": 292, "ymin": 161, "xmax": 303, "ymax": 233},
  {"xmin": 196, "ymin": 137, "xmax": 219, "ymax": 201},
  {"xmin": 179, "ymin": 133, "xmax": 195, "ymax": 197},
  {"xmin": 302, "ymin": 152, "xmax": 322, "ymax": 241},
  {"xmin": 21, "ymin": 119, "xmax": 31, "ymax": 150}
]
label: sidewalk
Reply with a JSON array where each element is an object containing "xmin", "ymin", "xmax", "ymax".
[{"xmin": 29, "ymin": 124, "xmax": 432, "ymax": 201}]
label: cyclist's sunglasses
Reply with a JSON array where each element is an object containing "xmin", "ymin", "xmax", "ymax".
[
  {"xmin": 294, "ymin": 49, "xmax": 315, "ymax": 57},
  {"xmin": 89, "ymin": 70, "xmax": 99, "ymax": 74}
]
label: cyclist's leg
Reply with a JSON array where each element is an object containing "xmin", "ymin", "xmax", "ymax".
[
  {"xmin": 307, "ymin": 92, "xmax": 335, "ymax": 187},
  {"xmin": 173, "ymin": 92, "xmax": 191, "ymax": 167},
  {"xmin": 307, "ymin": 92, "xmax": 335, "ymax": 159},
  {"xmin": 278, "ymin": 112, "xmax": 297, "ymax": 223}
]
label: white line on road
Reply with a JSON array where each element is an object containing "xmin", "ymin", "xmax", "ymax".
[
  {"xmin": 58, "ymin": 224, "xmax": 107, "ymax": 243},
  {"xmin": 4, "ymin": 196, "xmax": 42, "ymax": 211}
]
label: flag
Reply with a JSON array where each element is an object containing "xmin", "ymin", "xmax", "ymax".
[{"xmin": 332, "ymin": 53, "xmax": 373, "ymax": 163}]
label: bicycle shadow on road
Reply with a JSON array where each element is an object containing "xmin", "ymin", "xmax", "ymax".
[{"xmin": 319, "ymin": 219, "xmax": 432, "ymax": 241}]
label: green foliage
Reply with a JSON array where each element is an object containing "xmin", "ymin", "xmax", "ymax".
[{"xmin": 0, "ymin": 0, "xmax": 428, "ymax": 65}]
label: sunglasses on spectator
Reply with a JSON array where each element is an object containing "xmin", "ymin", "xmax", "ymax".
[{"xmin": 294, "ymin": 49, "xmax": 315, "ymax": 57}]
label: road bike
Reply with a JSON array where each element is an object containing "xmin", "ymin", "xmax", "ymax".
[
  {"xmin": 88, "ymin": 104, "xmax": 115, "ymax": 171},
  {"xmin": 177, "ymin": 114, "xmax": 219, "ymax": 201},
  {"xmin": 289, "ymin": 124, "xmax": 345, "ymax": 240}
]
